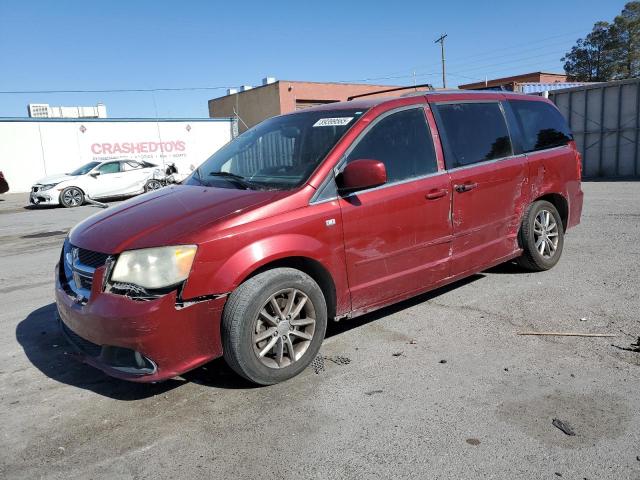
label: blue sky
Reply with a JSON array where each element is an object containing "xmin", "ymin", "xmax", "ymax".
[{"xmin": 0, "ymin": 0, "xmax": 626, "ymax": 118}]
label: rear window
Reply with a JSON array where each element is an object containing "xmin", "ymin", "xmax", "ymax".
[
  {"xmin": 509, "ymin": 100, "xmax": 572, "ymax": 153},
  {"xmin": 434, "ymin": 102, "xmax": 513, "ymax": 168}
]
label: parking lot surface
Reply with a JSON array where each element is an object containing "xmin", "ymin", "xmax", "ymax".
[{"xmin": 0, "ymin": 183, "xmax": 639, "ymax": 479}]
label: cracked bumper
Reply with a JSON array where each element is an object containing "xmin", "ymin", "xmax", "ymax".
[{"xmin": 55, "ymin": 264, "xmax": 226, "ymax": 382}]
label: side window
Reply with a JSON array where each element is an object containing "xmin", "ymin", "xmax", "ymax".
[
  {"xmin": 435, "ymin": 102, "xmax": 513, "ymax": 168},
  {"xmin": 97, "ymin": 162, "xmax": 120, "ymax": 174},
  {"xmin": 509, "ymin": 100, "xmax": 573, "ymax": 152},
  {"xmin": 346, "ymin": 108, "xmax": 438, "ymax": 183},
  {"xmin": 121, "ymin": 161, "xmax": 141, "ymax": 171}
]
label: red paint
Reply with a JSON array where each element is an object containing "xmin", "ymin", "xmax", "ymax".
[
  {"xmin": 58, "ymin": 91, "xmax": 583, "ymax": 382},
  {"xmin": 339, "ymin": 159, "xmax": 387, "ymax": 191}
]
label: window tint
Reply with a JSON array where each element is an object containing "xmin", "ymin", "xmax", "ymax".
[
  {"xmin": 509, "ymin": 100, "xmax": 572, "ymax": 152},
  {"xmin": 435, "ymin": 102, "xmax": 512, "ymax": 168},
  {"xmin": 121, "ymin": 161, "xmax": 141, "ymax": 171},
  {"xmin": 97, "ymin": 162, "xmax": 120, "ymax": 174},
  {"xmin": 346, "ymin": 108, "xmax": 438, "ymax": 183},
  {"xmin": 194, "ymin": 109, "xmax": 365, "ymax": 190}
]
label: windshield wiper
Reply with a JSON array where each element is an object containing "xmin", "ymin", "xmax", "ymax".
[{"xmin": 209, "ymin": 171, "xmax": 254, "ymax": 189}]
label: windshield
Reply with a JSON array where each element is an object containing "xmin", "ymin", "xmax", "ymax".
[
  {"xmin": 187, "ymin": 109, "xmax": 366, "ymax": 190},
  {"xmin": 69, "ymin": 162, "xmax": 100, "ymax": 176}
]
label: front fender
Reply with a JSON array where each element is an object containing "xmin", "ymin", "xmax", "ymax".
[
  {"xmin": 214, "ymin": 234, "xmax": 329, "ymax": 291},
  {"xmin": 182, "ymin": 231, "xmax": 350, "ymax": 316}
]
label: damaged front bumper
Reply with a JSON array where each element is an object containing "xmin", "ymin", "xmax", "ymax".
[
  {"xmin": 55, "ymin": 263, "xmax": 227, "ymax": 382},
  {"xmin": 29, "ymin": 189, "xmax": 60, "ymax": 206}
]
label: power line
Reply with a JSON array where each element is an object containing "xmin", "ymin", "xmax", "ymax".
[
  {"xmin": 336, "ymin": 30, "xmax": 583, "ymax": 86},
  {"xmin": 434, "ymin": 33, "xmax": 448, "ymax": 88},
  {"xmin": 0, "ymin": 86, "xmax": 230, "ymax": 94}
]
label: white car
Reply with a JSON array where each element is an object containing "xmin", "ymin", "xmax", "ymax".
[{"xmin": 30, "ymin": 160, "xmax": 164, "ymax": 208}]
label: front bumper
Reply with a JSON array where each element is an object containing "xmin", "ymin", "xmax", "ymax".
[
  {"xmin": 30, "ymin": 189, "xmax": 60, "ymax": 206},
  {"xmin": 55, "ymin": 264, "xmax": 226, "ymax": 382}
]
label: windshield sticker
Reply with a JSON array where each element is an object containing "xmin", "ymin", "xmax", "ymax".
[{"xmin": 313, "ymin": 117, "xmax": 353, "ymax": 127}]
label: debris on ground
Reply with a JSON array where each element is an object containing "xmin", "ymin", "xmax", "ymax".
[
  {"xmin": 518, "ymin": 331, "xmax": 616, "ymax": 337},
  {"xmin": 312, "ymin": 355, "xmax": 351, "ymax": 373},
  {"xmin": 439, "ymin": 359, "xmax": 447, "ymax": 364},
  {"xmin": 465, "ymin": 438, "xmax": 480, "ymax": 446},
  {"xmin": 612, "ymin": 336, "xmax": 640, "ymax": 353},
  {"xmin": 364, "ymin": 389, "xmax": 383, "ymax": 396},
  {"xmin": 552, "ymin": 418, "xmax": 576, "ymax": 436},
  {"xmin": 326, "ymin": 355, "xmax": 351, "ymax": 365},
  {"xmin": 408, "ymin": 339, "xmax": 417, "ymax": 344},
  {"xmin": 392, "ymin": 351, "xmax": 404, "ymax": 357},
  {"xmin": 311, "ymin": 355, "xmax": 325, "ymax": 374}
]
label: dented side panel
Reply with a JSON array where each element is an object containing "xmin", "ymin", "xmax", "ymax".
[{"xmin": 448, "ymin": 155, "xmax": 528, "ymax": 277}]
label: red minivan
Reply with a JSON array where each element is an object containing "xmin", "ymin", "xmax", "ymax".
[{"xmin": 56, "ymin": 90, "xmax": 583, "ymax": 385}]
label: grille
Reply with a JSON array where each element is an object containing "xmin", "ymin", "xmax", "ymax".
[
  {"xmin": 77, "ymin": 248, "xmax": 110, "ymax": 269},
  {"xmin": 60, "ymin": 321, "xmax": 102, "ymax": 357}
]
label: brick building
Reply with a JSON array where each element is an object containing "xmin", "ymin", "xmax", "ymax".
[
  {"xmin": 458, "ymin": 72, "xmax": 568, "ymax": 91},
  {"xmin": 208, "ymin": 79, "xmax": 430, "ymax": 132}
]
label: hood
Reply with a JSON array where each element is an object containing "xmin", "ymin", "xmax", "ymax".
[
  {"xmin": 35, "ymin": 173, "xmax": 75, "ymax": 185},
  {"xmin": 69, "ymin": 184, "xmax": 287, "ymax": 253}
]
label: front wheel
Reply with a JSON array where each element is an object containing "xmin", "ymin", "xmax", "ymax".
[
  {"xmin": 221, "ymin": 268, "xmax": 327, "ymax": 385},
  {"xmin": 59, "ymin": 187, "xmax": 84, "ymax": 208},
  {"xmin": 517, "ymin": 200, "xmax": 564, "ymax": 271}
]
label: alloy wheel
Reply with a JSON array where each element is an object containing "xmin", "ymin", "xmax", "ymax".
[
  {"xmin": 146, "ymin": 180, "xmax": 163, "ymax": 191},
  {"xmin": 533, "ymin": 209, "xmax": 559, "ymax": 258},
  {"xmin": 62, "ymin": 188, "xmax": 83, "ymax": 207},
  {"xmin": 252, "ymin": 288, "xmax": 316, "ymax": 369}
]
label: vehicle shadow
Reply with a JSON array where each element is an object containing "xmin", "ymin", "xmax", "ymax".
[
  {"xmin": 483, "ymin": 261, "xmax": 529, "ymax": 275},
  {"xmin": 15, "ymin": 304, "xmax": 185, "ymax": 400},
  {"xmin": 18, "ymin": 275, "xmax": 486, "ymax": 399},
  {"xmin": 326, "ymin": 274, "xmax": 484, "ymax": 338},
  {"xmin": 16, "ymin": 303, "xmax": 256, "ymax": 400},
  {"xmin": 23, "ymin": 195, "xmax": 134, "ymax": 210}
]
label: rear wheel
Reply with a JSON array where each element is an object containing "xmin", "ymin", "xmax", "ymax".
[
  {"xmin": 59, "ymin": 187, "xmax": 84, "ymax": 208},
  {"xmin": 144, "ymin": 179, "xmax": 163, "ymax": 192},
  {"xmin": 517, "ymin": 200, "xmax": 564, "ymax": 271},
  {"xmin": 222, "ymin": 268, "xmax": 327, "ymax": 385}
]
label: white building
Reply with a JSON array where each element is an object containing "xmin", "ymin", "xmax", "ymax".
[
  {"xmin": 0, "ymin": 117, "xmax": 233, "ymax": 192},
  {"xmin": 27, "ymin": 103, "xmax": 108, "ymax": 119}
]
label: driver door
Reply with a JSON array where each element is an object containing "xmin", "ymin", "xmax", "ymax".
[
  {"xmin": 88, "ymin": 161, "xmax": 123, "ymax": 198},
  {"xmin": 338, "ymin": 106, "xmax": 452, "ymax": 311}
]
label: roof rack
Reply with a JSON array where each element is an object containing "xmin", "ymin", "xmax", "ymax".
[{"xmin": 347, "ymin": 83, "xmax": 434, "ymax": 101}]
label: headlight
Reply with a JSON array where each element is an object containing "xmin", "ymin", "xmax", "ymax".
[
  {"xmin": 40, "ymin": 183, "xmax": 59, "ymax": 191},
  {"xmin": 111, "ymin": 245, "xmax": 197, "ymax": 289}
]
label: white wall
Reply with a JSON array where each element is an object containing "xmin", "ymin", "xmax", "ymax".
[{"xmin": 0, "ymin": 119, "xmax": 233, "ymax": 192}]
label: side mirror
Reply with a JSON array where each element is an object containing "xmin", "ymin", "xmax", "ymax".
[
  {"xmin": 89, "ymin": 171, "xmax": 100, "ymax": 178},
  {"xmin": 337, "ymin": 159, "xmax": 387, "ymax": 192}
]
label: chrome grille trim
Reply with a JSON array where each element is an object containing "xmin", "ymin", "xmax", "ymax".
[{"xmin": 61, "ymin": 241, "xmax": 111, "ymax": 303}]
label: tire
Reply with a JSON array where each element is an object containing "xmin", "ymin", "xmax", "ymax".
[
  {"xmin": 59, "ymin": 187, "xmax": 85, "ymax": 208},
  {"xmin": 222, "ymin": 268, "xmax": 327, "ymax": 385},
  {"xmin": 144, "ymin": 179, "xmax": 163, "ymax": 192},
  {"xmin": 516, "ymin": 200, "xmax": 564, "ymax": 271}
]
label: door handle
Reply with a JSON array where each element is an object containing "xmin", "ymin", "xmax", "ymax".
[
  {"xmin": 454, "ymin": 182, "xmax": 478, "ymax": 193},
  {"xmin": 425, "ymin": 188, "xmax": 448, "ymax": 200}
]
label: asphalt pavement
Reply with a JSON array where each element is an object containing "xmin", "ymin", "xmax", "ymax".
[{"xmin": 0, "ymin": 183, "xmax": 638, "ymax": 479}]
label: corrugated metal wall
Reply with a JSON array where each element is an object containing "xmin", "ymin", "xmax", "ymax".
[{"xmin": 549, "ymin": 78, "xmax": 640, "ymax": 179}]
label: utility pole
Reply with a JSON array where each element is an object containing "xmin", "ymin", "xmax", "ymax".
[{"xmin": 434, "ymin": 33, "xmax": 447, "ymax": 88}]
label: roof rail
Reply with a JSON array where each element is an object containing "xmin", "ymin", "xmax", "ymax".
[{"xmin": 347, "ymin": 83, "xmax": 434, "ymax": 101}]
